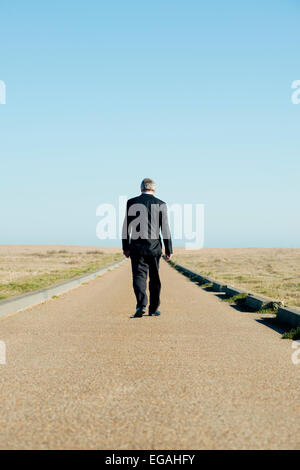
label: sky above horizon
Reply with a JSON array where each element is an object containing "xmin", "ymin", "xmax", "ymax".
[{"xmin": 0, "ymin": 1, "xmax": 299, "ymax": 248}]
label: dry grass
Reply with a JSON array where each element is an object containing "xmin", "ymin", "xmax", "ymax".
[
  {"xmin": 0, "ymin": 245, "xmax": 122, "ymax": 300},
  {"xmin": 172, "ymin": 248, "xmax": 300, "ymax": 307}
]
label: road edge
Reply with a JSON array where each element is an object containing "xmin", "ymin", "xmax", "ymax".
[
  {"xmin": 0, "ymin": 258, "xmax": 126, "ymax": 320},
  {"xmin": 165, "ymin": 258, "xmax": 300, "ymax": 329}
]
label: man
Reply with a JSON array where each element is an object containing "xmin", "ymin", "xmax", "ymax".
[{"xmin": 122, "ymin": 178, "xmax": 173, "ymax": 318}]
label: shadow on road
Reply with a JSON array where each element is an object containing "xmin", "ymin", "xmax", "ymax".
[{"xmin": 255, "ymin": 317, "xmax": 289, "ymax": 335}]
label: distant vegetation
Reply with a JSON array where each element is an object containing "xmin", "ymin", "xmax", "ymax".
[
  {"xmin": 172, "ymin": 248, "xmax": 300, "ymax": 307},
  {"xmin": 0, "ymin": 247, "xmax": 122, "ymax": 300}
]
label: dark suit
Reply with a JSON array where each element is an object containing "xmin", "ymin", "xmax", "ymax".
[{"xmin": 122, "ymin": 193, "xmax": 172, "ymax": 313}]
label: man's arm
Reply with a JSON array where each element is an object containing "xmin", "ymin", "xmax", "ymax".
[
  {"xmin": 122, "ymin": 201, "xmax": 130, "ymax": 257},
  {"xmin": 160, "ymin": 203, "xmax": 173, "ymax": 259}
]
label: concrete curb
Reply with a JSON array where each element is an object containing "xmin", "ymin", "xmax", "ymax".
[
  {"xmin": 277, "ymin": 306, "xmax": 300, "ymax": 328},
  {"xmin": 200, "ymin": 276, "xmax": 214, "ymax": 285},
  {"xmin": 211, "ymin": 281, "xmax": 227, "ymax": 292},
  {"xmin": 245, "ymin": 293, "xmax": 274, "ymax": 311},
  {"xmin": 171, "ymin": 262, "xmax": 228, "ymax": 291},
  {"xmin": 171, "ymin": 263, "xmax": 204, "ymax": 282},
  {"xmin": 224, "ymin": 285, "xmax": 248, "ymax": 298},
  {"xmin": 167, "ymin": 259, "xmax": 300, "ymax": 329},
  {"xmin": 0, "ymin": 259, "xmax": 125, "ymax": 320}
]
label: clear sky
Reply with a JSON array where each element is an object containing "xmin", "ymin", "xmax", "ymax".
[{"xmin": 0, "ymin": 0, "xmax": 299, "ymax": 247}]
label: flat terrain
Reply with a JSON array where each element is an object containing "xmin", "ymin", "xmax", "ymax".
[
  {"xmin": 173, "ymin": 248, "xmax": 300, "ymax": 307},
  {"xmin": 0, "ymin": 259, "xmax": 299, "ymax": 449},
  {"xmin": 0, "ymin": 245, "xmax": 122, "ymax": 300}
]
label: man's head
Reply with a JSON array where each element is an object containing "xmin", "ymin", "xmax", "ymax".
[{"xmin": 141, "ymin": 178, "xmax": 156, "ymax": 194}]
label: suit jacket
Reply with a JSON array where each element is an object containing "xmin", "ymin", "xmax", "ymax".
[{"xmin": 122, "ymin": 193, "xmax": 173, "ymax": 256}]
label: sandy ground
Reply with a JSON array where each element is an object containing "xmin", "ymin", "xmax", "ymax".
[
  {"xmin": 0, "ymin": 259, "xmax": 299, "ymax": 449},
  {"xmin": 173, "ymin": 248, "xmax": 300, "ymax": 307}
]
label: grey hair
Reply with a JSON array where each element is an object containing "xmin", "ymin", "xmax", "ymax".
[{"xmin": 141, "ymin": 178, "xmax": 156, "ymax": 192}]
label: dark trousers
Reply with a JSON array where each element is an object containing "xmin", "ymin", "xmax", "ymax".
[{"xmin": 130, "ymin": 253, "xmax": 161, "ymax": 313}]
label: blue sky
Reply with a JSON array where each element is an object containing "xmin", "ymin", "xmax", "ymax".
[{"xmin": 0, "ymin": 0, "xmax": 299, "ymax": 247}]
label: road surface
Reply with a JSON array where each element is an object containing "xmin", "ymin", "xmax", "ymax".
[{"xmin": 0, "ymin": 260, "xmax": 299, "ymax": 449}]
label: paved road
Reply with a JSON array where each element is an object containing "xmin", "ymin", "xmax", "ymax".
[{"xmin": 0, "ymin": 260, "xmax": 299, "ymax": 449}]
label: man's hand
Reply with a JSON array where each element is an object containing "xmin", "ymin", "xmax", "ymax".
[
  {"xmin": 123, "ymin": 250, "xmax": 130, "ymax": 258},
  {"xmin": 165, "ymin": 254, "xmax": 172, "ymax": 261}
]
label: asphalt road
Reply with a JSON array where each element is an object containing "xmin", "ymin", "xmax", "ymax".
[{"xmin": 0, "ymin": 259, "xmax": 299, "ymax": 449}]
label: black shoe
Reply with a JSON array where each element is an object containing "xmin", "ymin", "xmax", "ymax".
[
  {"xmin": 149, "ymin": 310, "xmax": 161, "ymax": 316},
  {"xmin": 133, "ymin": 307, "xmax": 146, "ymax": 318}
]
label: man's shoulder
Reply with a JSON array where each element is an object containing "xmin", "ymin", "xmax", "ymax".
[
  {"xmin": 127, "ymin": 195, "xmax": 142, "ymax": 205},
  {"xmin": 151, "ymin": 195, "xmax": 166, "ymax": 206},
  {"xmin": 127, "ymin": 195, "xmax": 166, "ymax": 206}
]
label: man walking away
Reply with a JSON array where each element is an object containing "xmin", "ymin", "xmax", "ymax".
[{"xmin": 122, "ymin": 178, "xmax": 173, "ymax": 317}]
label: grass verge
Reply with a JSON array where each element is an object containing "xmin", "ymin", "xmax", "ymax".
[
  {"xmin": 222, "ymin": 293, "xmax": 248, "ymax": 305},
  {"xmin": 282, "ymin": 327, "xmax": 300, "ymax": 340},
  {"xmin": 0, "ymin": 253, "xmax": 123, "ymax": 300}
]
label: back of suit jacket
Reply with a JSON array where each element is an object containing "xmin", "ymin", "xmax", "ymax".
[{"xmin": 122, "ymin": 193, "xmax": 173, "ymax": 256}]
